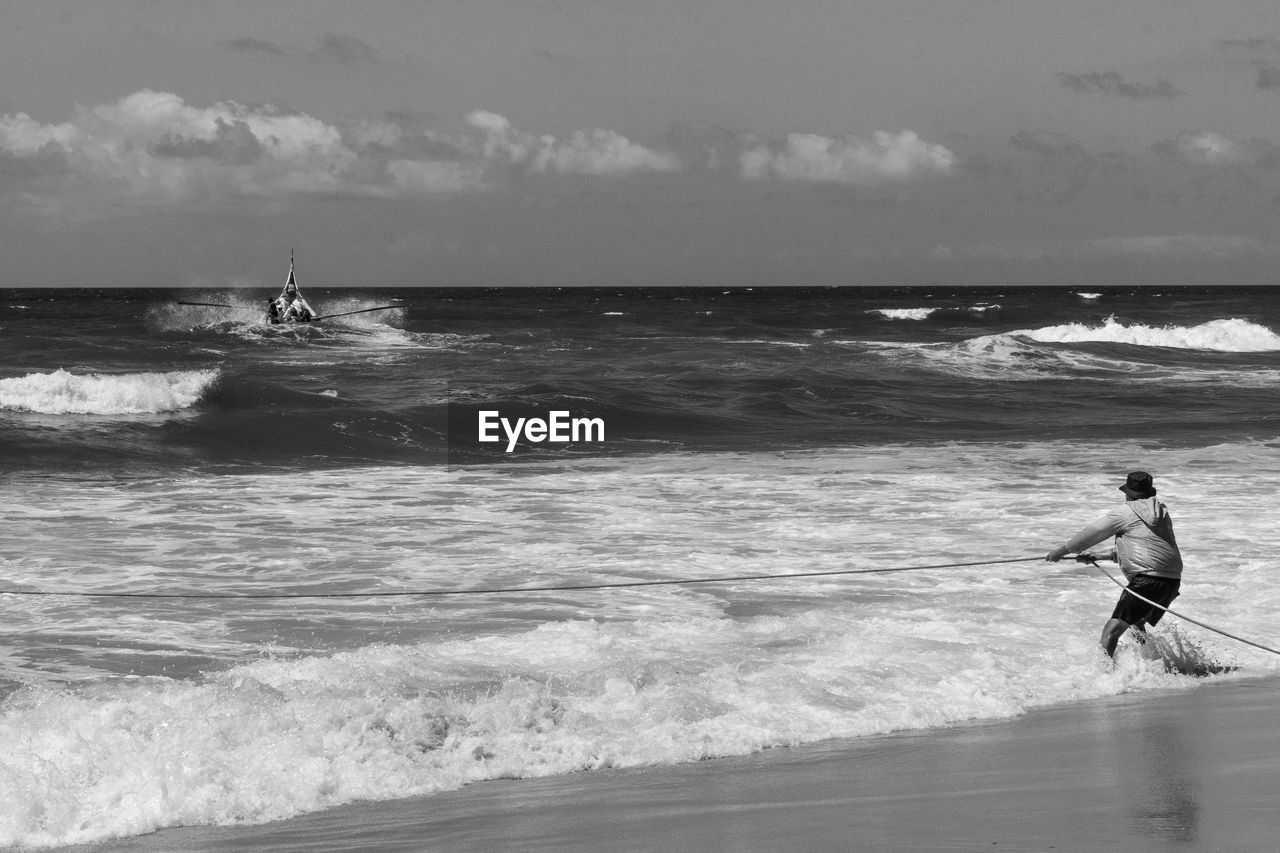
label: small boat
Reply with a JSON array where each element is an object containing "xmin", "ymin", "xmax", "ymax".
[{"xmin": 266, "ymin": 250, "xmax": 317, "ymax": 324}]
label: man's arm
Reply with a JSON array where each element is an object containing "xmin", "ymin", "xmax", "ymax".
[{"xmin": 1045, "ymin": 511, "xmax": 1125, "ymax": 562}]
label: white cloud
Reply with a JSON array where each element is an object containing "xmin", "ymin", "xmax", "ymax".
[
  {"xmin": 345, "ymin": 119, "xmax": 408, "ymax": 150},
  {"xmin": 0, "ymin": 92, "xmax": 685, "ymax": 210},
  {"xmin": 0, "ymin": 112, "xmax": 77, "ymax": 154},
  {"xmin": 0, "ymin": 90, "xmax": 358, "ymax": 201},
  {"xmin": 1156, "ymin": 131, "xmax": 1280, "ymax": 170},
  {"xmin": 465, "ymin": 111, "xmax": 540, "ymax": 165},
  {"xmin": 740, "ymin": 130, "xmax": 954, "ymax": 185},
  {"xmin": 386, "ymin": 159, "xmax": 486, "ymax": 194},
  {"xmin": 464, "ymin": 111, "xmax": 681, "ymax": 176},
  {"xmin": 534, "ymin": 128, "xmax": 681, "ymax": 175},
  {"xmin": 1169, "ymin": 131, "xmax": 1248, "ymax": 166},
  {"xmin": 3, "ymin": 92, "xmax": 962, "ymax": 213}
]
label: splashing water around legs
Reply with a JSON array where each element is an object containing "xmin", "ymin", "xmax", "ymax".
[{"xmin": 1145, "ymin": 624, "xmax": 1240, "ymax": 677}]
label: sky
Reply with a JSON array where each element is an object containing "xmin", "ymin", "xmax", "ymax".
[{"xmin": 2, "ymin": 0, "xmax": 1280, "ymax": 288}]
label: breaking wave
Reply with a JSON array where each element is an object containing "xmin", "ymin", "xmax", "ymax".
[
  {"xmin": 0, "ymin": 610, "xmax": 1221, "ymax": 849},
  {"xmin": 866, "ymin": 304, "xmax": 1000, "ymax": 321},
  {"xmin": 1014, "ymin": 316, "xmax": 1280, "ymax": 352},
  {"xmin": 867, "ymin": 307, "xmax": 937, "ymax": 321},
  {"xmin": 0, "ymin": 369, "xmax": 219, "ymax": 415}
]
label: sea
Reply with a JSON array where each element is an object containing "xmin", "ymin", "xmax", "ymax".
[{"xmin": 3, "ymin": 284, "xmax": 1280, "ymax": 848}]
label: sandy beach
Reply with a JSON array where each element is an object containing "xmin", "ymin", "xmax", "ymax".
[{"xmin": 64, "ymin": 673, "xmax": 1280, "ymax": 853}]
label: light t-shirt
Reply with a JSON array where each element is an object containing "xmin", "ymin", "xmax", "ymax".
[{"xmin": 1065, "ymin": 497, "xmax": 1182, "ymax": 579}]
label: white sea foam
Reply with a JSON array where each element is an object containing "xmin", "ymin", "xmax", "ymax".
[
  {"xmin": 868, "ymin": 304, "xmax": 998, "ymax": 321},
  {"xmin": 867, "ymin": 307, "xmax": 937, "ymax": 320},
  {"xmin": 0, "ymin": 612, "xmax": 1200, "ymax": 849},
  {"xmin": 1017, "ymin": 316, "xmax": 1280, "ymax": 352},
  {"xmin": 0, "ymin": 369, "xmax": 219, "ymax": 415},
  {"xmin": 863, "ymin": 337, "xmax": 1149, "ymax": 381},
  {"xmin": 864, "ymin": 315, "xmax": 1280, "ymax": 382}
]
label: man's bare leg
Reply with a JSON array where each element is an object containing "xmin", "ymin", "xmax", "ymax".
[{"xmin": 1100, "ymin": 617, "xmax": 1130, "ymax": 658}]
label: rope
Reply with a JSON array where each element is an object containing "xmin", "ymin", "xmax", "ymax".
[
  {"xmin": 8, "ymin": 554, "xmax": 1280, "ymax": 659},
  {"xmin": 0, "ymin": 556, "xmax": 1044, "ymax": 601},
  {"xmin": 1083, "ymin": 556, "xmax": 1280, "ymax": 657}
]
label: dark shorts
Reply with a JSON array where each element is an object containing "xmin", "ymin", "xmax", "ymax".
[{"xmin": 1111, "ymin": 574, "xmax": 1181, "ymax": 627}]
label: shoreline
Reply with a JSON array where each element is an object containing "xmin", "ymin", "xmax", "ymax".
[{"xmin": 70, "ymin": 673, "xmax": 1280, "ymax": 853}]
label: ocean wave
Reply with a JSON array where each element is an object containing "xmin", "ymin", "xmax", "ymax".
[
  {"xmin": 0, "ymin": 612, "xmax": 1205, "ymax": 849},
  {"xmin": 1016, "ymin": 316, "xmax": 1280, "ymax": 352},
  {"xmin": 867, "ymin": 308, "xmax": 937, "ymax": 320},
  {"xmin": 882, "ymin": 316, "xmax": 1280, "ymax": 381},
  {"xmin": 862, "ymin": 328, "xmax": 1280, "ymax": 394},
  {"xmin": 0, "ymin": 369, "xmax": 219, "ymax": 415},
  {"xmin": 862, "ymin": 337, "xmax": 1147, "ymax": 381},
  {"xmin": 867, "ymin": 304, "xmax": 1000, "ymax": 321}
]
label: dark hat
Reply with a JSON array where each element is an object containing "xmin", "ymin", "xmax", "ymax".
[{"xmin": 1119, "ymin": 471, "xmax": 1156, "ymax": 499}]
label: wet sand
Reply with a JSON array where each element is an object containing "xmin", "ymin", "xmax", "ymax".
[{"xmin": 76, "ymin": 675, "xmax": 1280, "ymax": 853}]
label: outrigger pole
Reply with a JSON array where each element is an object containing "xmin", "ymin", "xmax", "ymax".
[{"xmin": 310, "ymin": 305, "xmax": 401, "ymax": 322}]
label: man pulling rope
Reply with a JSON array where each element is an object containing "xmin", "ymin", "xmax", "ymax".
[{"xmin": 1046, "ymin": 471, "xmax": 1184, "ymax": 658}]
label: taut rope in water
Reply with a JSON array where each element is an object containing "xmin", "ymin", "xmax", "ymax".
[
  {"xmin": 5, "ymin": 554, "xmax": 1279, "ymax": 658},
  {"xmin": 0, "ymin": 556, "xmax": 1045, "ymax": 600}
]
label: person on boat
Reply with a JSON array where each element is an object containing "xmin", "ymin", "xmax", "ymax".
[
  {"xmin": 1045, "ymin": 471, "xmax": 1183, "ymax": 658},
  {"xmin": 265, "ymin": 298, "xmax": 282, "ymax": 325},
  {"xmin": 276, "ymin": 281, "xmax": 315, "ymax": 323}
]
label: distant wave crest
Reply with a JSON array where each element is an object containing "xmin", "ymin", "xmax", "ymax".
[
  {"xmin": 867, "ymin": 307, "xmax": 937, "ymax": 320},
  {"xmin": 867, "ymin": 304, "xmax": 999, "ymax": 321},
  {"xmin": 1017, "ymin": 316, "xmax": 1280, "ymax": 352},
  {"xmin": 0, "ymin": 368, "xmax": 219, "ymax": 415}
]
